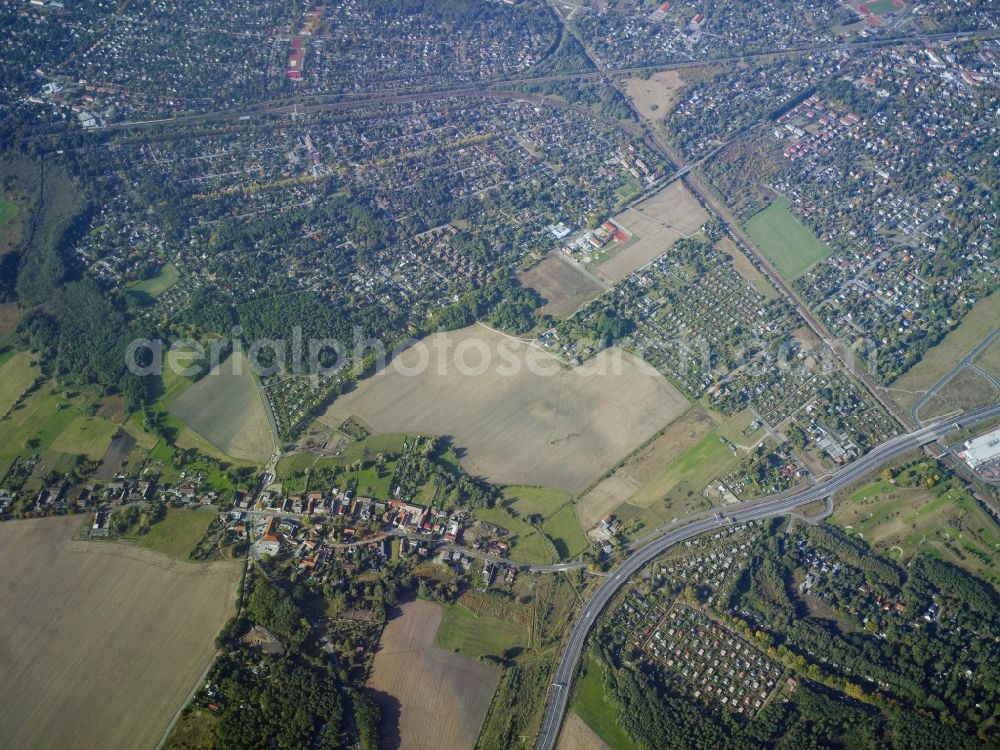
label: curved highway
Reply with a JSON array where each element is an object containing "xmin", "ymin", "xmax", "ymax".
[{"xmin": 534, "ymin": 401, "xmax": 1000, "ymax": 750}]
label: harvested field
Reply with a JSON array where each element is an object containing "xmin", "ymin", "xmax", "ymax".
[
  {"xmin": 0, "ymin": 516, "xmax": 241, "ymax": 750},
  {"xmin": 518, "ymin": 254, "xmax": 605, "ymax": 318},
  {"xmin": 576, "ymin": 406, "xmax": 713, "ymax": 529},
  {"xmin": 623, "ymin": 70, "xmax": 686, "ymax": 122},
  {"xmin": 169, "ymin": 353, "xmax": 276, "ymax": 463},
  {"xmin": 889, "ymin": 291, "xmax": 1000, "ymax": 414},
  {"xmin": 557, "ymin": 712, "xmax": 611, "ymax": 750},
  {"xmin": 368, "ymin": 599, "xmax": 498, "ymax": 750},
  {"xmin": 916, "ymin": 368, "xmax": 998, "ymax": 423},
  {"xmin": 322, "ymin": 325, "xmax": 688, "ymax": 493},
  {"xmin": 595, "ymin": 181, "xmax": 708, "ymax": 284}
]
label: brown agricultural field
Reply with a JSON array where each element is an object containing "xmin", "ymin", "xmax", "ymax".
[
  {"xmin": 367, "ymin": 599, "xmax": 498, "ymax": 750},
  {"xmin": 623, "ymin": 70, "xmax": 687, "ymax": 122},
  {"xmin": 557, "ymin": 712, "xmax": 611, "ymax": 750},
  {"xmin": 0, "ymin": 516, "xmax": 241, "ymax": 750},
  {"xmin": 518, "ymin": 253, "xmax": 606, "ymax": 318},
  {"xmin": 576, "ymin": 406, "xmax": 715, "ymax": 529},
  {"xmin": 321, "ymin": 325, "xmax": 688, "ymax": 493},
  {"xmin": 595, "ymin": 181, "xmax": 708, "ymax": 284}
]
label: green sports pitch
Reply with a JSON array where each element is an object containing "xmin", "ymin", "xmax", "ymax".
[{"xmin": 743, "ymin": 198, "xmax": 832, "ymax": 280}]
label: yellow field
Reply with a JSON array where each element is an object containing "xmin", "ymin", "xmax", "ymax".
[
  {"xmin": 623, "ymin": 70, "xmax": 687, "ymax": 122},
  {"xmin": 595, "ymin": 181, "xmax": 708, "ymax": 284},
  {"xmin": 0, "ymin": 517, "xmax": 241, "ymax": 750},
  {"xmin": 518, "ymin": 254, "xmax": 605, "ymax": 318},
  {"xmin": 557, "ymin": 712, "xmax": 611, "ymax": 750},
  {"xmin": 322, "ymin": 325, "xmax": 688, "ymax": 493},
  {"xmin": 576, "ymin": 406, "xmax": 717, "ymax": 529}
]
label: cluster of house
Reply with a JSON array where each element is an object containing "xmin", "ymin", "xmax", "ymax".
[
  {"xmin": 776, "ymin": 94, "xmax": 862, "ymax": 162},
  {"xmin": 780, "ymin": 43, "xmax": 998, "ymax": 378},
  {"xmin": 577, "ymin": 0, "xmax": 846, "ymax": 71},
  {"xmin": 283, "ymin": 0, "xmax": 552, "ymax": 96}
]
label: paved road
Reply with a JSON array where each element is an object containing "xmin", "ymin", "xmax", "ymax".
[{"xmin": 533, "ymin": 400, "xmax": 1000, "ymax": 750}]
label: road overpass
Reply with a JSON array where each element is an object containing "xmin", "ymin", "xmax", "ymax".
[{"xmin": 534, "ymin": 400, "xmax": 1000, "ymax": 750}]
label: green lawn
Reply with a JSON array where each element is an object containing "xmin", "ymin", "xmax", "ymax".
[
  {"xmin": 0, "ymin": 387, "xmax": 80, "ymax": 477},
  {"xmin": 631, "ymin": 429, "xmax": 738, "ymax": 509},
  {"xmin": 126, "ymin": 263, "xmax": 179, "ymax": 303},
  {"xmin": 474, "ymin": 507, "xmax": 556, "ymax": 565},
  {"xmin": 744, "ymin": 198, "xmax": 832, "ymax": 280},
  {"xmin": 351, "ymin": 463, "xmax": 396, "ymax": 499},
  {"xmin": 0, "ymin": 194, "xmax": 18, "ymax": 225},
  {"xmin": 502, "ymin": 485, "xmax": 571, "ymax": 518},
  {"xmin": 139, "ymin": 508, "xmax": 216, "ymax": 560},
  {"xmin": 832, "ymin": 472, "xmax": 1000, "ymax": 587},
  {"xmin": 0, "ymin": 351, "xmax": 39, "ymax": 416},
  {"xmin": 572, "ymin": 654, "xmax": 639, "ymax": 750},
  {"xmin": 434, "ymin": 600, "xmax": 530, "ymax": 659},
  {"xmin": 542, "ymin": 504, "xmax": 589, "ymax": 559},
  {"xmin": 508, "ymin": 531, "xmax": 557, "ymax": 565},
  {"xmin": 864, "ymin": 0, "xmax": 899, "ymax": 13},
  {"xmin": 50, "ymin": 414, "xmax": 117, "ymax": 460}
]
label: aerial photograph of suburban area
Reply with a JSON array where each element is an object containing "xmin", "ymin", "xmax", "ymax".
[{"xmin": 0, "ymin": 0, "xmax": 998, "ymax": 748}]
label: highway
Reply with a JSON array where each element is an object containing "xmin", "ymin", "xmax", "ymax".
[{"xmin": 533, "ymin": 400, "xmax": 1000, "ymax": 750}]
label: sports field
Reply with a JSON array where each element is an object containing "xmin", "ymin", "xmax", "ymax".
[
  {"xmin": 743, "ymin": 198, "xmax": 832, "ymax": 280},
  {"xmin": 596, "ymin": 181, "xmax": 708, "ymax": 284},
  {"xmin": 168, "ymin": 353, "xmax": 276, "ymax": 463},
  {"xmin": 322, "ymin": 325, "xmax": 688, "ymax": 492},
  {"xmin": 368, "ymin": 599, "xmax": 499, "ymax": 750},
  {"xmin": 0, "ymin": 516, "xmax": 241, "ymax": 750},
  {"xmin": 861, "ymin": 0, "xmax": 901, "ymax": 13}
]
